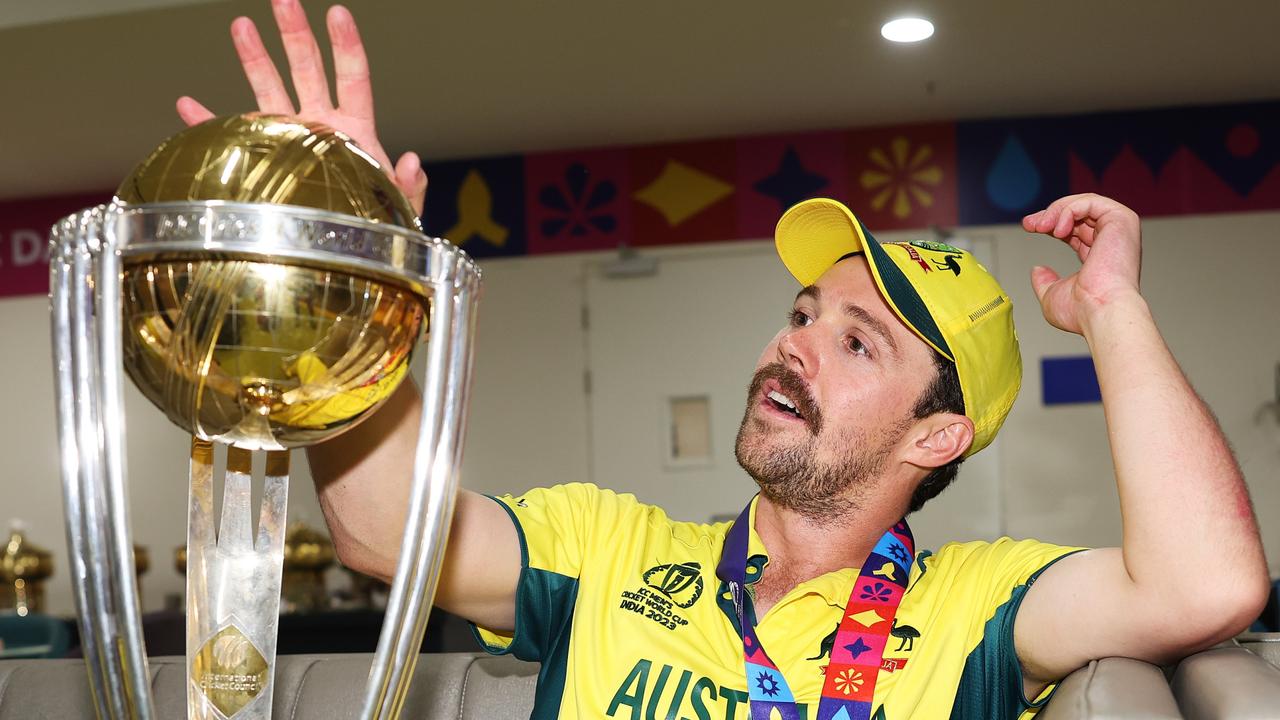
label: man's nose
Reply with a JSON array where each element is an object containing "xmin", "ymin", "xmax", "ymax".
[{"xmin": 777, "ymin": 326, "xmax": 820, "ymax": 378}]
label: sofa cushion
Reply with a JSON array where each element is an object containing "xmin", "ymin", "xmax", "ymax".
[
  {"xmin": 1173, "ymin": 644, "xmax": 1280, "ymax": 720},
  {"xmin": 460, "ymin": 654, "xmax": 538, "ymax": 720},
  {"xmin": 1038, "ymin": 657, "xmax": 1182, "ymax": 720}
]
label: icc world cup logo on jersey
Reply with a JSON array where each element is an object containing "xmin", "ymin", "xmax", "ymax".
[{"xmin": 643, "ymin": 562, "xmax": 704, "ymax": 609}]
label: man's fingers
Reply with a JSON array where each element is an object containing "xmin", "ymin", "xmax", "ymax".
[
  {"xmin": 176, "ymin": 97, "xmax": 216, "ymax": 126},
  {"xmin": 272, "ymin": 0, "xmax": 333, "ymax": 111},
  {"xmin": 231, "ymin": 16, "xmax": 296, "ymax": 115},
  {"xmin": 328, "ymin": 5, "xmax": 375, "ymax": 122},
  {"xmin": 1026, "ymin": 196, "xmax": 1106, "ymax": 248},
  {"xmin": 395, "ymin": 152, "xmax": 427, "ymax": 217},
  {"xmin": 1028, "ymin": 203, "xmax": 1073, "ymax": 236},
  {"xmin": 1048, "ymin": 194, "xmax": 1136, "ymax": 236},
  {"xmin": 1052, "ymin": 205, "xmax": 1078, "ymax": 239},
  {"xmin": 1030, "ymin": 265, "xmax": 1061, "ymax": 303}
]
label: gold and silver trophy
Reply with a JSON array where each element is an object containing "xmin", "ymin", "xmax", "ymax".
[{"xmin": 49, "ymin": 114, "xmax": 480, "ymax": 719}]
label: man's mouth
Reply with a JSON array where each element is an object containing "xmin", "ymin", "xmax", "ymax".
[
  {"xmin": 765, "ymin": 388, "xmax": 804, "ymax": 420},
  {"xmin": 759, "ymin": 376, "xmax": 812, "ymax": 426},
  {"xmin": 745, "ymin": 363, "xmax": 822, "ymax": 433}
]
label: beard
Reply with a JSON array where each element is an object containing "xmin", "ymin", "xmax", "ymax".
[{"xmin": 734, "ymin": 362, "xmax": 908, "ymax": 522}]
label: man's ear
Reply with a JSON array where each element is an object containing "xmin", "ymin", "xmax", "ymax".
[{"xmin": 904, "ymin": 413, "xmax": 974, "ymax": 469}]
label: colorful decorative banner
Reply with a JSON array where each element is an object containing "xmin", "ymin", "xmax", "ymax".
[
  {"xmin": 958, "ymin": 101, "xmax": 1280, "ymax": 224},
  {"xmin": 845, "ymin": 123, "xmax": 958, "ymax": 232},
  {"xmin": 3, "ymin": 99, "xmax": 1278, "ymax": 300},
  {"xmin": 525, "ymin": 148, "xmax": 632, "ymax": 255},
  {"xmin": 631, "ymin": 139, "xmax": 737, "ymax": 246},
  {"xmin": 422, "ymin": 154, "xmax": 525, "ymax": 260},
  {"xmin": 736, "ymin": 130, "xmax": 847, "ymax": 238}
]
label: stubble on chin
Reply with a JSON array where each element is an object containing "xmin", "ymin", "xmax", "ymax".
[
  {"xmin": 733, "ymin": 372, "xmax": 907, "ymax": 525},
  {"xmin": 735, "ymin": 417, "xmax": 879, "ymax": 524}
]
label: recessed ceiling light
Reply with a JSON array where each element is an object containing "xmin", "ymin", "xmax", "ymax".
[{"xmin": 881, "ymin": 17, "xmax": 934, "ymax": 43}]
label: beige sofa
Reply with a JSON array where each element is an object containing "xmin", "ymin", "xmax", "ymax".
[
  {"xmin": 1168, "ymin": 633, "xmax": 1280, "ymax": 720},
  {"xmin": 0, "ymin": 653, "xmax": 538, "ymax": 720},
  {"xmin": 1, "ymin": 637, "xmax": 1277, "ymax": 719}
]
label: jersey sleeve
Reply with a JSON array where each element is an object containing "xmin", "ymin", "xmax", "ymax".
[
  {"xmin": 469, "ymin": 482, "xmax": 632, "ymax": 663},
  {"xmin": 935, "ymin": 538, "xmax": 1087, "ymax": 720}
]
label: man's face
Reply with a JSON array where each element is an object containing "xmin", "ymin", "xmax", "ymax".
[{"xmin": 734, "ymin": 255, "xmax": 940, "ymax": 518}]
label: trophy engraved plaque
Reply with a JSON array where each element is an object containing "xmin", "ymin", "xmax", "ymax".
[{"xmin": 50, "ymin": 114, "xmax": 480, "ymax": 719}]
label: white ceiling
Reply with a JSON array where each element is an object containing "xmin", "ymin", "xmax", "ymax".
[
  {"xmin": 0, "ymin": 0, "xmax": 216, "ymax": 32},
  {"xmin": 3, "ymin": 0, "xmax": 1278, "ymax": 202}
]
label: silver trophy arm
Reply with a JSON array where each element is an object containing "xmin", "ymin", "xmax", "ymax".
[
  {"xmin": 360, "ymin": 253, "xmax": 480, "ymax": 719},
  {"xmin": 51, "ymin": 208, "xmax": 156, "ymax": 720}
]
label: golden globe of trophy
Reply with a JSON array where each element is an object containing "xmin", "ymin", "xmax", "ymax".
[{"xmin": 50, "ymin": 115, "xmax": 480, "ymax": 720}]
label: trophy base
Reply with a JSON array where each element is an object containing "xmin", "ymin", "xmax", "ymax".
[{"xmin": 186, "ymin": 440, "xmax": 289, "ymax": 720}]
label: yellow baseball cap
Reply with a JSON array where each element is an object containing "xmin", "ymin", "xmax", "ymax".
[{"xmin": 774, "ymin": 198, "xmax": 1021, "ymax": 457}]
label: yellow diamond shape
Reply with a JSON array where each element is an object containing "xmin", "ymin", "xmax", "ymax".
[
  {"xmin": 191, "ymin": 624, "xmax": 269, "ymax": 718},
  {"xmin": 849, "ymin": 609, "xmax": 887, "ymax": 627},
  {"xmin": 633, "ymin": 160, "xmax": 733, "ymax": 227}
]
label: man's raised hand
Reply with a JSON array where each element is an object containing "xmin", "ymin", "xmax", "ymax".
[
  {"xmin": 176, "ymin": 0, "xmax": 426, "ymax": 215},
  {"xmin": 1022, "ymin": 193, "xmax": 1144, "ymax": 336}
]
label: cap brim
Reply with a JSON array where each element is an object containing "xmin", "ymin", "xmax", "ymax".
[{"xmin": 775, "ymin": 199, "xmax": 869, "ymax": 287}]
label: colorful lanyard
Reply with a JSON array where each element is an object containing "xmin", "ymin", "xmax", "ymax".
[{"xmin": 715, "ymin": 500, "xmax": 914, "ymax": 720}]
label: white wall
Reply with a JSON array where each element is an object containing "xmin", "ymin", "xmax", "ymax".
[
  {"xmin": 992, "ymin": 212, "xmax": 1280, "ymax": 552},
  {"xmin": 2, "ymin": 210, "xmax": 1278, "ymax": 616}
]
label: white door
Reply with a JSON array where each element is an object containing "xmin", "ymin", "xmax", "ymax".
[{"xmin": 583, "ymin": 238, "xmax": 1005, "ymax": 549}]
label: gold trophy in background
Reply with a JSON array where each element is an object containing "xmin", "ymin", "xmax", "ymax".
[
  {"xmin": 0, "ymin": 524, "xmax": 53, "ymax": 616},
  {"xmin": 50, "ymin": 114, "xmax": 480, "ymax": 719},
  {"xmin": 281, "ymin": 523, "xmax": 336, "ymax": 614}
]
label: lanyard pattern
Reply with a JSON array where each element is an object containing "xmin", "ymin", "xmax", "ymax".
[{"xmin": 716, "ymin": 501, "xmax": 914, "ymax": 720}]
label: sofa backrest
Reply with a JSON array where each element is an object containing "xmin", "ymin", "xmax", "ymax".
[
  {"xmin": 0, "ymin": 653, "xmax": 539, "ymax": 720},
  {"xmin": 1172, "ymin": 637, "xmax": 1280, "ymax": 720},
  {"xmin": 0, "ymin": 650, "xmax": 1201, "ymax": 719},
  {"xmin": 1238, "ymin": 632, "xmax": 1280, "ymax": 670}
]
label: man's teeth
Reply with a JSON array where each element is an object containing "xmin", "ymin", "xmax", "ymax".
[
  {"xmin": 767, "ymin": 390, "xmax": 796, "ymax": 410},
  {"xmin": 767, "ymin": 390, "xmax": 801, "ymax": 417}
]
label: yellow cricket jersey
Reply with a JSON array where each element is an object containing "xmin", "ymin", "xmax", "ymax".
[{"xmin": 473, "ymin": 483, "xmax": 1085, "ymax": 720}]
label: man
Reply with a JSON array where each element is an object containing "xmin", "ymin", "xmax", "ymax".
[{"xmin": 179, "ymin": 2, "xmax": 1269, "ymax": 718}]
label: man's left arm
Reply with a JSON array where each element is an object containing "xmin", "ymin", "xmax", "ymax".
[{"xmin": 1011, "ymin": 193, "xmax": 1270, "ymax": 692}]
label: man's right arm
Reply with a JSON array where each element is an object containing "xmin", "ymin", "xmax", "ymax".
[
  {"xmin": 178, "ymin": 0, "xmax": 522, "ymax": 632},
  {"xmin": 307, "ymin": 381, "xmax": 521, "ymax": 632}
]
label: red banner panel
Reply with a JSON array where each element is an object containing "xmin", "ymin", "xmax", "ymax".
[
  {"xmin": 735, "ymin": 130, "xmax": 848, "ymax": 240},
  {"xmin": 629, "ymin": 139, "xmax": 737, "ymax": 246},
  {"xmin": 0, "ymin": 192, "xmax": 108, "ymax": 300},
  {"xmin": 845, "ymin": 123, "xmax": 958, "ymax": 232},
  {"xmin": 524, "ymin": 148, "xmax": 633, "ymax": 255}
]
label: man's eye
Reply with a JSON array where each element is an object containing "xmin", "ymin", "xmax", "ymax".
[
  {"xmin": 788, "ymin": 309, "xmax": 812, "ymax": 327},
  {"xmin": 848, "ymin": 336, "xmax": 870, "ymax": 357}
]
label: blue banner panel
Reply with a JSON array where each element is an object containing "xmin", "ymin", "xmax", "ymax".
[
  {"xmin": 422, "ymin": 154, "xmax": 525, "ymax": 259},
  {"xmin": 957, "ymin": 101, "xmax": 1280, "ymax": 225},
  {"xmin": 1041, "ymin": 355, "xmax": 1101, "ymax": 406},
  {"xmin": 956, "ymin": 117, "xmax": 1073, "ymax": 225}
]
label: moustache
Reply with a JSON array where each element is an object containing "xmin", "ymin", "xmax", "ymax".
[{"xmin": 747, "ymin": 362, "xmax": 823, "ymax": 434}]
